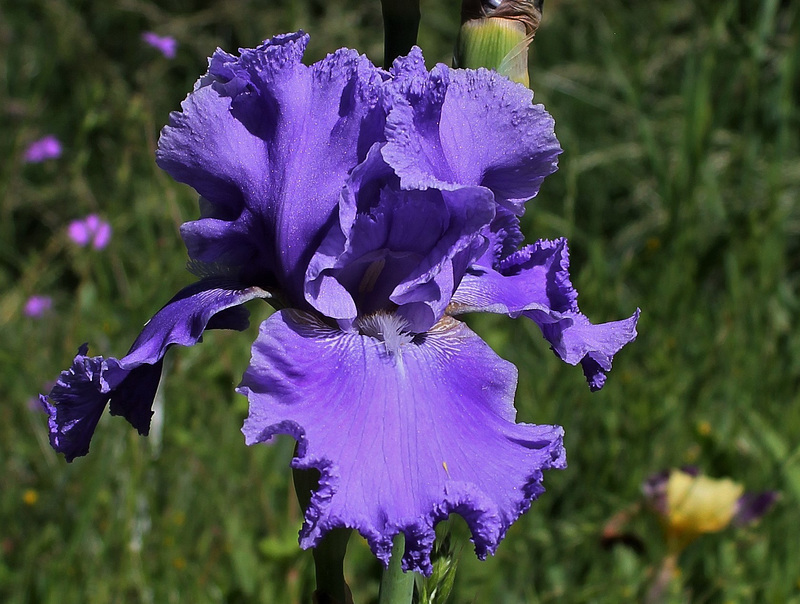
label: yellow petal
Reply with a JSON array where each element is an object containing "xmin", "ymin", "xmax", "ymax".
[{"xmin": 667, "ymin": 470, "xmax": 744, "ymax": 534}]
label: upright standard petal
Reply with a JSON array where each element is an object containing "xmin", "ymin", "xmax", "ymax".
[
  {"xmin": 240, "ymin": 310, "xmax": 565, "ymax": 574},
  {"xmin": 306, "ymin": 147, "xmax": 495, "ymax": 332},
  {"xmin": 382, "ymin": 48, "xmax": 561, "ymax": 211},
  {"xmin": 41, "ymin": 280, "xmax": 270, "ymax": 461},
  {"xmin": 156, "ymin": 32, "xmax": 387, "ymax": 301},
  {"xmin": 451, "ymin": 238, "xmax": 639, "ymax": 390}
]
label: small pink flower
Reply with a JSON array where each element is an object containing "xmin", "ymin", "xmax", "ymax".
[
  {"xmin": 68, "ymin": 214, "xmax": 112, "ymax": 249},
  {"xmin": 142, "ymin": 32, "xmax": 178, "ymax": 59},
  {"xmin": 24, "ymin": 295, "xmax": 52, "ymax": 318},
  {"xmin": 24, "ymin": 136, "xmax": 62, "ymax": 163}
]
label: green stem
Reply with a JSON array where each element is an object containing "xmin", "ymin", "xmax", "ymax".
[
  {"xmin": 293, "ymin": 466, "xmax": 353, "ymax": 604},
  {"xmin": 311, "ymin": 529, "xmax": 353, "ymax": 604},
  {"xmin": 378, "ymin": 533, "xmax": 415, "ymax": 604},
  {"xmin": 380, "ymin": 0, "xmax": 421, "ymax": 67}
]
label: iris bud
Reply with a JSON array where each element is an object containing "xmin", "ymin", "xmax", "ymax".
[{"xmin": 455, "ymin": 0, "xmax": 544, "ymax": 86}]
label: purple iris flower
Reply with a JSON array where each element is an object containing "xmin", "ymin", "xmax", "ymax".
[
  {"xmin": 68, "ymin": 214, "xmax": 112, "ymax": 249},
  {"xmin": 24, "ymin": 135, "xmax": 62, "ymax": 163},
  {"xmin": 142, "ymin": 32, "xmax": 178, "ymax": 59},
  {"xmin": 41, "ymin": 32, "xmax": 638, "ymax": 574}
]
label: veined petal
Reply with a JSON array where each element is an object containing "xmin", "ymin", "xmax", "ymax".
[
  {"xmin": 157, "ymin": 32, "xmax": 386, "ymax": 301},
  {"xmin": 383, "ymin": 49, "xmax": 561, "ymax": 211},
  {"xmin": 451, "ymin": 239, "xmax": 639, "ymax": 390},
  {"xmin": 41, "ymin": 280, "xmax": 270, "ymax": 461},
  {"xmin": 239, "ymin": 310, "xmax": 565, "ymax": 575}
]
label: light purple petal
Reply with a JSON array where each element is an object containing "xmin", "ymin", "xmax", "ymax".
[
  {"xmin": 67, "ymin": 219, "xmax": 90, "ymax": 246},
  {"xmin": 156, "ymin": 32, "xmax": 386, "ymax": 302},
  {"xmin": 451, "ymin": 239, "xmax": 639, "ymax": 390},
  {"xmin": 239, "ymin": 310, "xmax": 565, "ymax": 574},
  {"xmin": 142, "ymin": 32, "xmax": 177, "ymax": 59},
  {"xmin": 24, "ymin": 135, "xmax": 62, "ymax": 163},
  {"xmin": 68, "ymin": 215, "xmax": 112, "ymax": 249},
  {"xmin": 383, "ymin": 49, "xmax": 561, "ymax": 211},
  {"xmin": 92, "ymin": 221, "xmax": 112, "ymax": 249},
  {"xmin": 24, "ymin": 295, "xmax": 52, "ymax": 318},
  {"xmin": 540, "ymin": 311, "xmax": 640, "ymax": 391},
  {"xmin": 306, "ymin": 147, "xmax": 494, "ymax": 331},
  {"xmin": 41, "ymin": 280, "xmax": 270, "ymax": 461}
]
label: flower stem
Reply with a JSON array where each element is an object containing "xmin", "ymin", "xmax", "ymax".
[
  {"xmin": 380, "ymin": 0, "xmax": 421, "ymax": 67},
  {"xmin": 311, "ymin": 528, "xmax": 353, "ymax": 604},
  {"xmin": 378, "ymin": 533, "xmax": 415, "ymax": 604},
  {"xmin": 293, "ymin": 466, "xmax": 353, "ymax": 604},
  {"xmin": 645, "ymin": 553, "xmax": 680, "ymax": 604}
]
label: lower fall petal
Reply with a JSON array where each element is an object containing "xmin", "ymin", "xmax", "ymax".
[
  {"xmin": 451, "ymin": 238, "xmax": 639, "ymax": 390},
  {"xmin": 239, "ymin": 310, "xmax": 565, "ymax": 574},
  {"xmin": 42, "ymin": 279, "xmax": 270, "ymax": 461},
  {"xmin": 536, "ymin": 310, "xmax": 640, "ymax": 391},
  {"xmin": 39, "ymin": 344, "xmax": 126, "ymax": 462}
]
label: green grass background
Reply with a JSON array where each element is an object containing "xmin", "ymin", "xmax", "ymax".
[{"xmin": 2, "ymin": 0, "xmax": 798, "ymax": 602}]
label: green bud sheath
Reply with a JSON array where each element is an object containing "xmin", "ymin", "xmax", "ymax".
[
  {"xmin": 456, "ymin": 17, "xmax": 530, "ymax": 85},
  {"xmin": 455, "ymin": 0, "xmax": 543, "ymax": 87}
]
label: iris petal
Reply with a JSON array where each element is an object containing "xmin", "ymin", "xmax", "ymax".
[
  {"xmin": 452, "ymin": 238, "xmax": 639, "ymax": 390},
  {"xmin": 240, "ymin": 310, "xmax": 565, "ymax": 574},
  {"xmin": 42, "ymin": 280, "xmax": 270, "ymax": 461},
  {"xmin": 383, "ymin": 48, "xmax": 561, "ymax": 211},
  {"xmin": 157, "ymin": 32, "xmax": 386, "ymax": 298},
  {"xmin": 307, "ymin": 147, "xmax": 495, "ymax": 332}
]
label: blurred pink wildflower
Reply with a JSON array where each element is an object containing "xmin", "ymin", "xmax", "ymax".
[
  {"xmin": 142, "ymin": 32, "xmax": 177, "ymax": 59},
  {"xmin": 24, "ymin": 136, "xmax": 62, "ymax": 163},
  {"xmin": 68, "ymin": 214, "xmax": 112, "ymax": 249}
]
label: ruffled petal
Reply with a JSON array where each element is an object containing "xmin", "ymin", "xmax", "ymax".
[
  {"xmin": 41, "ymin": 280, "xmax": 270, "ymax": 461},
  {"xmin": 475, "ymin": 205, "xmax": 525, "ymax": 268},
  {"xmin": 39, "ymin": 344, "xmax": 126, "ymax": 462},
  {"xmin": 306, "ymin": 146, "xmax": 494, "ymax": 332},
  {"xmin": 383, "ymin": 49, "xmax": 561, "ymax": 211},
  {"xmin": 451, "ymin": 239, "xmax": 639, "ymax": 390},
  {"xmin": 157, "ymin": 32, "xmax": 386, "ymax": 300},
  {"xmin": 538, "ymin": 311, "xmax": 640, "ymax": 390},
  {"xmin": 239, "ymin": 310, "xmax": 565, "ymax": 575}
]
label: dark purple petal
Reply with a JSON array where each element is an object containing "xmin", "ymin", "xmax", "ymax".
[
  {"xmin": 451, "ymin": 238, "xmax": 639, "ymax": 390},
  {"xmin": 733, "ymin": 491, "xmax": 778, "ymax": 526},
  {"xmin": 642, "ymin": 470, "xmax": 670, "ymax": 515},
  {"xmin": 239, "ymin": 310, "xmax": 565, "ymax": 575},
  {"xmin": 306, "ymin": 147, "xmax": 494, "ymax": 332},
  {"xmin": 383, "ymin": 49, "xmax": 561, "ymax": 211},
  {"xmin": 41, "ymin": 280, "xmax": 270, "ymax": 461},
  {"xmin": 475, "ymin": 205, "xmax": 525, "ymax": 268},
  {"xmin": 40, "ymin": 344, "xmax": 126, "ymax": 462},
  {"xmin": 156, "ymin": 32, "xmax": 386, "ymax": 301}
]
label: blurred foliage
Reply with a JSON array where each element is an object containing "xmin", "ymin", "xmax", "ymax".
[{"xmin": 1, "ymin": 0, "xmax": 799, "ymax": 602}]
